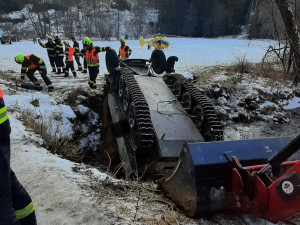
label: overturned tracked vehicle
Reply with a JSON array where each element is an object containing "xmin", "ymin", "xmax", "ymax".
[
  {"xmin": 104, "ymin": 49, "xmax": 223, "ymax": 176},
  {"xmin": 103, "ymin": 49, "xmax": 300, "ymax": 223}
]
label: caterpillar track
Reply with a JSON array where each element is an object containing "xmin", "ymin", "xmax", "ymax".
[
  {"xmin": 163, "ymin": 74, "xmax": 224, "ymax": 141},
  {"xmin": 116, "ymin": 67, "xmax": 155, "ymax": 151}
]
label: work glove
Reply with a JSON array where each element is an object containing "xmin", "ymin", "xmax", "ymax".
[
  {"xmin": 38, "ymin": 58, "xmax": 44, "ymax": 64},
  {"xmin": 93, "ymin": 51, "xmax": 97, "ymax": 56},
  {"xmin": 105, "ymin": 47, "xmax": 111, "ymax": 51}
]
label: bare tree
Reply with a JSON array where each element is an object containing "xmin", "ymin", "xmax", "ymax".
[{"xmin": 275, "ymin": 0, "xmax": 300, "ymax": 82}]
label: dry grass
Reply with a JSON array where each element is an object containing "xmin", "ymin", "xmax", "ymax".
[
  {"xmin": 20, "ymin": 107, "xmax": 84, "ymax": 162},
  {"xmin": 193, "ymin": 60, "xmax": 289, "ymax": 88}
]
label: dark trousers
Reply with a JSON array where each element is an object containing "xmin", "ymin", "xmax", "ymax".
[
  {"xmin": 11, "ymin": 170, "xmax": 37, "ymax": 225},
  {"xmin": 49, "ymin": 56, "xmax": 57, "ymax": 71},
  {"xmin": 65, "ymin": 61, "xmax": 76, "ymax": 77},
  {"xmin": 27, "ymin": 68, "xmax": 52, "ymax": 86},
  {"xmin": 55, "ymin": 56, "xmax": 65, "ymax": 72},
  {"xmin": 0, "ymin": 119, "xmax": 19, "ymax": 225},
  {"xmin": 0, "ymin": 98, "xmax": 37, "ymax": 225},
  {"xmin": 88, "ymin": 66, "xmax": 99, "ymax": 82},
  {"xmin": 83, "ymin": 57, "xmax": 87, "ymax": 72},
  {"xmin": 88, "ymin": 66, "xmax": 99, "ymax": 88},
  {"xmin": 74, "ymin": 55, "xmax": 82, "ymax": 70}
]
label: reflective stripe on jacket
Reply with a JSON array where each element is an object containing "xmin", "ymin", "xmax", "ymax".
[{"xmin": 86, "ymin": 47, "xmax": 99, "ymax": 67}]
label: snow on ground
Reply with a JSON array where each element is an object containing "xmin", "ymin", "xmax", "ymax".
[
  {"xmin": 0, "ymin": 37, "xmax": 274, "ymax": 74},
  {"xmin": 0, "ymin": 38, "xmax": 297, "ymax": 225}
]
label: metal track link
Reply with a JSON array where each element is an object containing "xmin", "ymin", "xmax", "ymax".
[
  {"xmin": 164, "ymin": 74, "xmax": 224, "ymax": 141},
  {"xmin": 120, "ymin": 68, "xmax": 155, "ymax": 150}
]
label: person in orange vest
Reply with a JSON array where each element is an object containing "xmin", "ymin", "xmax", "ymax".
[
  {"xmin": 81, "ymin": 37, "xmax": 110, "ymax": 89},
  {"xmin": 14, "ymin": 54, "xmax": 54, "ymax": 91},
  {"xmin": 63, "ymin": 41, "xmax": 77, "ymax": 77},
  {"xmin": 118, "ymin": 38, "xmax": 132, "ymax": 60},
  {"xmin": 0, "ymin": 88, "xmax": 37, "ymax": 225}
]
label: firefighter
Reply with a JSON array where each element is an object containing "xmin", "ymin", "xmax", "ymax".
[
  {"xmin": 53, "ymin": 34, "xmax": 65, "ymax": 74},
  {"xmin": 0, "ymin": 88, "xmax": 37, "ymax": 225},
  {"xmin": 81, "ymin": 37, "xmax": 110, "ymax": 89},
  {"xmin": 118, "ymin": 38, "xmax": 132, "ymax": 60},
  {"xmin": 81, "ymin": 38, "xmax": 88, "ymax": 74},
  {"xmin": 71, "ymin": 37, "xmax": 82, "ymax": 71},
  {"xmin": 38, "ymin": 36, "xmax": 57, "ymax": 72},
  {"xmin": 63, "ymin": 40, "xmax": 77, "ymax": 77},
  {"xmin": 14, "ymin": 54, "xmax": 54, "ymax": 91}
]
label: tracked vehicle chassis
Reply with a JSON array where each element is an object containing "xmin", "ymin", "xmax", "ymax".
[{"xmin": 104, "ymin": 49, "xmax": 223, "ymax": 177}]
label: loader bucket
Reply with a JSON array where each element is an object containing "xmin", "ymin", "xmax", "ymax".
[{"xmin": 160, "ymin": 136, "xmax": 298, "ymax": 217}]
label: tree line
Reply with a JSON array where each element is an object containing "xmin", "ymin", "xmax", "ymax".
[{"xmin": 0, "ymin": 0, "xmax": 263, "ymax": 39}]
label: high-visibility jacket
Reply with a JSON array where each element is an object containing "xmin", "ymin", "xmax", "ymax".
[
  {"xmin": 65, "ymin": 46, "xmax": 75, "ymax": 62},
  {"xmin": 86, "ymin": 47, "xmax": 100, "ymax": 67},
  {"xmin": 119, "ymin": 45, "xmax": 127, "ymax": 58},
  {"xmin": 0, "ymin": 88, "xmax": 37, "ymax": 225},
  {"xmin": 118, "ymin": 45, "xmax": 132, "ymax": 59},
  {"xmin": 20, "ymin": 54, "xmax": 45, "ymax": 78}
]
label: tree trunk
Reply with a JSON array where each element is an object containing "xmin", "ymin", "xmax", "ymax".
[
  {"xmin": 275, "ymin": 0, "xmax": 300, "ymax": 82},
  {"xmin": 118, "ymin": 10, "xmax": 120, "ymax": 40}
]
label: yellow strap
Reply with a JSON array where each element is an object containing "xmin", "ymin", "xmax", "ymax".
[
  {"xmin": 0, "ymin": 106, "xmax": 8, "ymax": 124},
  {"xmin": 15, "ymin": 202, "xmax": 35, "ymax": 220}
]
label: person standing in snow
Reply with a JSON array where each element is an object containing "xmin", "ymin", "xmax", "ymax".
[
  {"xmin": 63, "ymin": 40, "xmax": 77, "ymax": 77},
  {"xmin": 81, "ymin": 37, "xmax": 110, "ymax": 89},
  {"xmin": 38, "ymin": 36, "xmax": 57, "ymax": 72},
  {"xmin": 118, "ymin": 38, "xmax": 132, "ymax": 60},
  {"xmin": 71, "ymin": 37, "xmax": 82, "ymax": 71},
  {"xmin": 0, "ymin": 88, "xmax": 37, "ymax": 225},
  {"xmin": 80, "ymin": 38, "xmax": 88, "ymax": 74},
  {"xmin": 53, "ymin": 33, "xmax": 65, "ymax": 74},
  {"xmin": 14, "ymin": 54, "xmax": 54, "ymax": 91}
]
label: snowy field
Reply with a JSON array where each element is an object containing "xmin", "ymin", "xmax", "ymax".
[
  {"xmin": 0, "ymin": 38, "xmax": 296, "ymax": 225},
  {"xmin": 0, "ymin": 37, "xmax": 274, "ymax": 74}
]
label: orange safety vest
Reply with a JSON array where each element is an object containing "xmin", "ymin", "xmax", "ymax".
[
  {"xmin": 86, "ymin": 47, "xmax": 99, "ymax": 67},
  {"xmin": 25, "ymin": 55, "xmax": 39, "ymax": 69},
  {"xmin": 65, "ymin": 46, "xmax": 75, "ymax": 61},
  {"xmin": 119, "ymin": 45, "xmax": 127, "ymax": 59}
]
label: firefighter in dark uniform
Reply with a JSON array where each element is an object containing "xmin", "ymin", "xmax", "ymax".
[
  {"xmin": 0, "ymin": 88, "xmax": 37, "ymax": 225},
  {"xmin": 53, "ymin": 34, "xmax": 65, "ymax": 74},
  {"xmin": 63, "ymin": 40, "xmax": 77, "ymax": 77},
  {"xmin": 38, "ymin": 36, "xmax": 57, "ymax": 72},
  {"xmin": 15, "ymin": 54, "xmax": 54, "ymax": 91},
  {"xmin": 118, "ymin": 38, "xmax": 132, "ymax": 60},
  {"xmin": 81, "ymin": 37, "xmax": 110, "ymax": 89},
  {"xmin": 81, "ymin": 37, "xmax": 88, "ymax": 74},
  {"xmin": 71, "ymin": 37, "xmax": 82, "ymax": 71}
]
